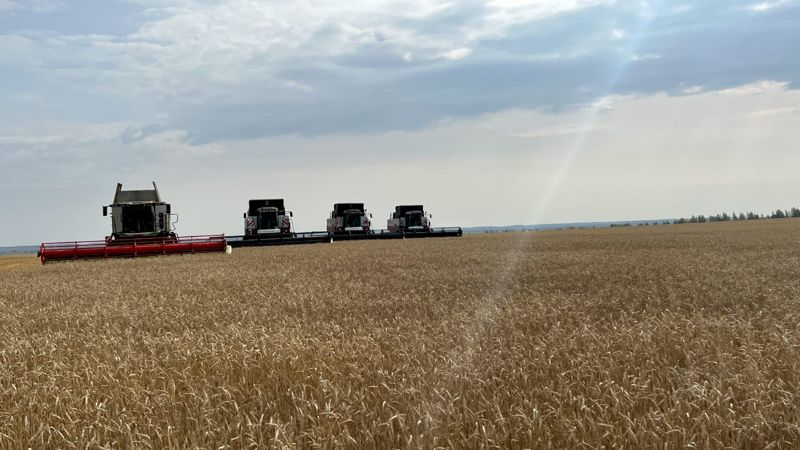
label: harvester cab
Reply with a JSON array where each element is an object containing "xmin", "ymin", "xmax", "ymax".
[
  {"xmin": 388, "ymin": 205, "xmax": 432, "ymax": 232},
  {"xmin": 244, "ymin": 199, "xmax": 293, "ymax": 238},
  {"xmin": 328, "ymin": 203, "xmax": 372, "ymax": 234},
  {"xmin": 102, "ymin": 182, "xmax": 176, "ymax": 240}
]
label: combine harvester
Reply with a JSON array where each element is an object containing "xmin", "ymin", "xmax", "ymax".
[
  {"xmin": 224, "ymin": 200, "xmax": 463, "ymax": 248},
  {"xmin": 331, "ymin": 203, "xmax": 463, "ymax": 241},
  {"xmin": 326, "ymin": 202, "xmax": 374, "ymax": 240},
  {"xmin": 386, "ymin": 205, "xmax": 462, "ymax": 238},
  {"xmin": 326, "ymin": 202, "xmax": 462, "ymax": 241},
  {"xmin": 243, "ymin": 199, "xmax": 294, "ymax": 237},
  {"xmin": 38, "ymin": 182, "xmax": 227, "ymax": 264},
  {"xmin": 227, "ymin": 198, "xmax": 329, "ymax": 247}
]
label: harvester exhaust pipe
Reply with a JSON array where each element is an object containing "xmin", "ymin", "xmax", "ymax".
[{"xmin": 152, "ymin": 181, "xmax": 162, "ymax": 202}]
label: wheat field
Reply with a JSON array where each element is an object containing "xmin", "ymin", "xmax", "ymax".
[
  {"xmin": 0, "ymin": 255, "xmax": 38, "ymax": 271},
  {"xmin": 1, "ymin": 220, "xmax": 799, "ymax": 448}
]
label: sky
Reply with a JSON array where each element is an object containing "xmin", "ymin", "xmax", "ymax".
[{"xmin": 1, "ymin": 0, "xmax": 799, "ymax": 245}]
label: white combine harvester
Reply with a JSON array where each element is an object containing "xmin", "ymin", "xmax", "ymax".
[
  {"xmin": 225, "ymin": 198, "xmax": 330, "ymax": 247},
  {"xmin": 386, "ymin": 204, "xmax": 462, "ymax": 238},
  {"xmin": 243, "ymin": 199, "xmax": 294, "ymax": 238},
  {"xmin": 327, "ymin": 203, "xmax": 372, "ymax": 235},
  {"xmin": 229, "ymin": 200, "xmax": 460, "ymax": 246},
  {"xmin": 388, "ymin": 205, "xmax": 431, "ymax": 232}
]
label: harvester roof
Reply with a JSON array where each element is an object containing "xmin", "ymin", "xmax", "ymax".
[
  {"xmin": 113, "ymin": 182, "xmax": 163, "ymax": 205},
  {"xmin": 248, "ymin": 199, "xmax": 286, "ymax": 215},
  {"xmin": 334, "ymin": 203, "xmax": 365, "ymax": 215},
  {"xmin": 395, "ymin": 205, "xmax": 424, "ymax": 216}
]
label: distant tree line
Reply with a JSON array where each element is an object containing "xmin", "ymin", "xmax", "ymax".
[
  {"xmin": 480, "ymin": 207, "xmax": 800, "ymax": 233},
  {"xmin": 607, "ymin": 207, "xmax": 800, "ymax": 228},
  {"xmin": 673, "ymin": 207, "xmax": 800, "ymax": 224}
]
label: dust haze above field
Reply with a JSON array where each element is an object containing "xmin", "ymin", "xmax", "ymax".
[{"xmin": 1, "ymin": 0, "xmax": 799, "ymax": 245}]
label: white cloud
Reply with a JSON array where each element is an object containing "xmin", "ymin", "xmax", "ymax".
[
  {"xmin": 0, "ymin": 122, "xmax": 128, "ymax": 146},
  {"xmin": 127, "ymin": 1, "xmax": 473, "ymax": 67},
  {"xmin": 4, "ymin": 0, "xmax": 794, "ymax": 145},
  {"xmin": 0, "ymin": 0, "xmax": 615, "ymax": 101},
  {"xmin": 631, "ymin": 53, "xmax": 661, "ymax": 61},
  {"xmin": 749, "ymin": 105, "xmax": 800, "ymax": 117},
  {"xmin": 681, "ymin": 86, "xmax": 704, "ymax": 95},
  {"xmin": 440, "ymin": 47, "xmax": 473, "ymax": 61},
  {"xmin": 670, "ymin": 5, "xmax": 693, "ymax": 14},
  {"xmin": 487, "ymin": 0, "xmax": 615, "ymax": 28},
  {"xmin": 283, "ymin": 80, "xmax": 314, "ymax": 93},
  {"xmin": 132, "ymin": 129, "xmax": 224, "ymax": 157},
  {"xmin": 0, "ymin": 0, "xmax": 62, "ymax": 13},
  {"xmin": 717, "ymin": 80, "xmax": 788, "ymax": 96},
  {"xmin": 749, "ymin": 0, "xmax": 792, "ymax": 12},
  {"xmin": 0, "ymin": 35, "xmax": 42, "ymax": 68}
]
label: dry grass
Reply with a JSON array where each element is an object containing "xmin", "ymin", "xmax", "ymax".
[{"xmin": 1, "ymin": 220, "xmax": 800, "ymax": 448}]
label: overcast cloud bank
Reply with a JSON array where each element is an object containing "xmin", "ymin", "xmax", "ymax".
[{"xmin": 1, "ymin": 0, "xmax": 798, "ymax": 244}]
